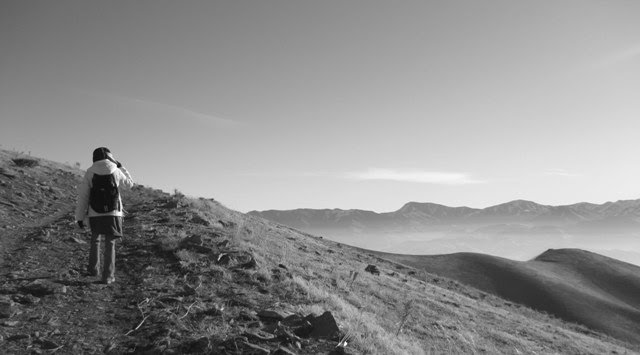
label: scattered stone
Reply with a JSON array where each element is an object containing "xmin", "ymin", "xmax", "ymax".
[
  {"xmin": 216, "ymin": 253, "xmax": 232, "ymax": 266},
  {"xmin": 37, "ymin": 338, "xmax": 60, "ymax": 349},
  {"xmin": 2, "ymin": 320, "xmax": 19, "ymax": 327},
  {"xmin": 365, "ymin": 264, "xmax": 380, "ymax": 276},
  {"xmin": 283, "ymin": 315, "xmax": 313, "ymax": 338},
  {"xmin": 329, "ymin": 347, "xmax": 352, "ymax": 355},
  {"xmin": 276, "ymin": 327, "xmax": 303, "ymax": 344},
  {"xmin": 238, "ymin": 310, "xmax": 259, "ymax": 322},
  {"xmin": 189, "ymin": 214, "xmax": 210, "ymax": 226},
  {"xmin": 160, "ymin": 200, "xmax": 179, "ymax": 209},
  {"xmin": 241, "ymin": 341, "xmax": 270, "ymax": 354},
  {"xmin": 68, "ymin": 236, "xmax": 87, "ymax": 244},
  {"xmin": 236, "ymin": 256, "xmax": 258, "ymax": 269},
  {"xmin": 274, "ymin": 346, "xmax": 299, "ymax": 355},
  {"xmin": 257, "ymin": 309, "xmax": 286, "ymax": 321},
  {"xmin": 20, "ymin": 280, "xmax": 65, "ymax": 297},
  {"xmin": 7, "ymin": 333, "xmax": 29, "ymax": 341},
  {"xmin": 244, "ymin": 329, "xmax": 277, "ymax": 341},
  {"xmin": 182, "ymin": 235, "xmax": 204, "ymax": 246},
  {"xmin": 46, "ymin": 317, "xmax": 61, "ymax": 327},
  {"xmin": 0, "ymin": 297, "xmax": 17, "ymax": 318},
  {"xmin": 218, "ymin": 219, "xmax": 236, "ymax": 229},
  {"xmin": 186, "ymin": 337, "xmax": 210, "ymax": 353},
  {"xmin": 308, "ymin": 311, "xmax": 340, "ymax": 339},
  {"xmin": 12, "ymin": 158, "xmax": 39, "ymax": 168},
  {"xmin": 217, "ymin": 240, "xmax": 230, "ymax": 248}
]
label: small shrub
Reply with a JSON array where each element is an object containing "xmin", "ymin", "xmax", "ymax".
[
  {"xmin": 12, "ymin": 158, "xmax": 39, "ymax": 168},
  {"xmin": 396, "ymin": 299, "xmax": 414, "ymax": 337},
  {"xmin": 159, "ymin": 232, "xmax": 187, "ymax": 252},
  {"xmin": 175, "ymin": 249, "xmax": 199, "ymax": 269}
]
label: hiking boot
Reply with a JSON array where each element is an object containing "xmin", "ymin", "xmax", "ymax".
[{"xmin": 103, "ymin": 277, "xmax": 116, "ymax": 285}]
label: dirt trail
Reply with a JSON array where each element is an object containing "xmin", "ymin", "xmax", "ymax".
[{"xmin": 1, "ymin": 181, "xmax": 340, "ymax": 354}]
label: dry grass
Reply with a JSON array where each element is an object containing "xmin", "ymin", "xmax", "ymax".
[{"xmin": 179, "ymin": 195, "xmax": 637, "ymax": 354}]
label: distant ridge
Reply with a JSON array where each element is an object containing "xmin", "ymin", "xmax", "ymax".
[
  {"xmin": 249, "ymin": 199, "xmax": 640, "ymax": 235},
  {"xmin": 376, "ymin": 248, "xmax": 640, "ymax": 345}
]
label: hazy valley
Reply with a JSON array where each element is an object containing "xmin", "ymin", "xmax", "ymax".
[{"xmin": 250, "ymin": 199, "xmax": 640, "ymax": 266}]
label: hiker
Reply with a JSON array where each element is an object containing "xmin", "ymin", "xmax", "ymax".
[{"xmin": 75, "ymin": 147, "xmax": 134, "ymax": 284}]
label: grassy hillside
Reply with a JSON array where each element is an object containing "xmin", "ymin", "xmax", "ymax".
[
  {"xmin": 0, "ymin": 149, "xmax": 638, "ymax": 354},
  {"xmin": 378, "ymin": 249, "xmax": 640, "ymax": 345}
]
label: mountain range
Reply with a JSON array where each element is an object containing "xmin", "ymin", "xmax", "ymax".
[
  {"xmin": 249, "ymin": 199, "xmax": 640, "ymax": 265},
  {"xmin": 250, "ymin": 199, "xmax": 640, "ymax": 230}
]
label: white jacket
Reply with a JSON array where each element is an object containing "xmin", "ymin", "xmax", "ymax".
[{"xmin": 75, "ymin": 159, "xmax": 134, "ymax": 221}]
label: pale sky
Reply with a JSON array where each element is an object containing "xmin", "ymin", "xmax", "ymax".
[{"xmin": 2, "ymin": 0, "xmax": 640, "ymax": 212}]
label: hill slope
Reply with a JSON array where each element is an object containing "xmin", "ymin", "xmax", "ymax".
[
  {"xmin": 378, "ymin": 249, "xmax": 640, "ymax": 345},
  {"xmin": 1, "ymin": 150, "xmax": 638, "ymax": 354}
]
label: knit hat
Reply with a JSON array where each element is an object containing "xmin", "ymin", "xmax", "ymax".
[{"xmin": 92, "ymin": 147, "xmax": 112, "ymax": 162}]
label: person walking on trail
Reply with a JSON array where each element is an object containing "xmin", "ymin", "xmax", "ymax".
[{"xmin": 75, "ymin": 147, "xmax": 134, "ymax": 284}]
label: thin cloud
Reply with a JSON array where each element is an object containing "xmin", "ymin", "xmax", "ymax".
[
  {"xmin": 127, "ymin": 97, "xmax": 242, "ymax": 127},
  {"xmin": 543, "ymin": 169, "xmax": 581, "ymax": 178},
  {"xmin": 345, "ymin": 168, "xmax": 484, "ymax": 185},
  {"xmin": 81, "ymin": 89, "xmax": 242, "ymax": 127},
  {"xmin": 594, "ymin": 44, "xmax": 640, "ymax": 69}
]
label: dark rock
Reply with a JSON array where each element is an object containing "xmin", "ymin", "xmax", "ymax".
[
  {"xmin": 294, "ymin": 322, "xmax": 314, "ymax": 338},
  {"xmin": 186, "ymin": 337, "xmax": 210, "ymax": 353},
  {"xmin": 0, "ymin": 297, "xmax": 17, "ymax": 318},
  {"xmin": 365, "ymin": 264, "xmax": 380, "ymax": 276},
  {"xmin": 217, "ymin": 239, "xmax": 230, "ymax": 248},
  {"xmin": 308, "ymin": 311, "xmax": 340, "ymax": 339},
  {"xmin": 20, "ymin": 280, "xmax": 65, "ymax": 297},
  {"xmin": 160, "ymin": 200, "xmax": 179, "ymax": 209},
  {"xmin": 182, "ymin": 235, "xmax": 204, "ymax": 246},
  {"xmin": 278, "ymin": 263, "xmax": 288, "ymax": 270},
  {"xmin": 37, "ymin": 338, "xmax": 60, "ymax": 349},
  {"xmin": 237, "ymin": 310, "xmax": 259, "ymax": 322},
  {"xmin": 216, "ymin": 253, "xmax": 232, "ymax": 266},
  {"xmin": 257, "ymin": 309, "xmax": 286, "ymax": 321},
  {"xmin": 189, "ymin": 214, "xmax": 210, "ymax": 226},
  {"xmin": 7, "ymin": 333, "xmax": 29, "ymax": 341},
  {"xmin": 218, "ymin": 220, "xmax": 236, "ymax": 229},
  {"xmin": 237, "ymin": 257, "xmax": 258, "ymax": 270}
]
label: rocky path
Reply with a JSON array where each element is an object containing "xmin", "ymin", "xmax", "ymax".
[{"xmin": 1, "ymin": 181, "xmax": 344, "ymax": 354}]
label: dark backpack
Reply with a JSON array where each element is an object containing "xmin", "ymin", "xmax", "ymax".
[{"xmin": 90, "ymin": 173, "xmax": 120, "ymax": 213}]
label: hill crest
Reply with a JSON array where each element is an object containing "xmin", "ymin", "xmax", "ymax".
[{"xmin": 1, "ymin": 149, "xmax": 638, "ymax": 354}]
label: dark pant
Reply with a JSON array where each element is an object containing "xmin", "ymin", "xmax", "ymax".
[
  {"xmin": 88, "ymin": 216, "xmax": 123, "ymax": 280},
  {"xmin": 88, "ymin": 233, "xmax": 117, "ymax": 279}
]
